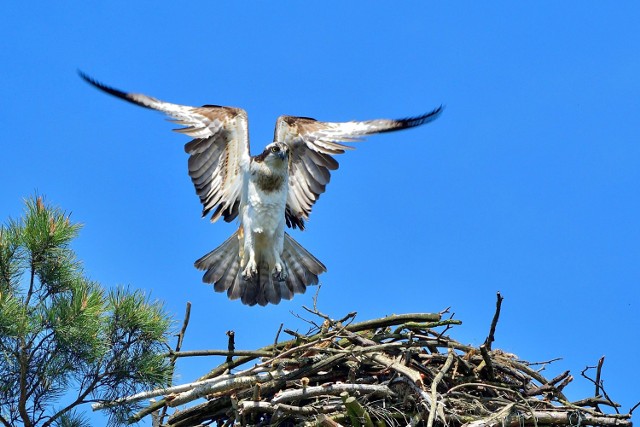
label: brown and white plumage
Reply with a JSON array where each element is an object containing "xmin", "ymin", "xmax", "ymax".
[
  {"xmin": 275, "ymin": 113, "xmax": 443, "ymax": 229},
  {"xmin": 80, "ymin": 71, "xmax": 443, "ymax": 306}
]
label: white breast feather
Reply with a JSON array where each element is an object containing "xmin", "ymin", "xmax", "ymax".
[{"xmin": 245, "ymin": 179, "xmax": 287, "ymax": 234}]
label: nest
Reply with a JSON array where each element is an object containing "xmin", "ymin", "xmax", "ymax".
[{"xmin": 103, "ymin": 295, "xmax": 633, "ymax": 426}]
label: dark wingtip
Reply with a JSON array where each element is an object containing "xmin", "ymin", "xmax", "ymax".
[
  {"xmin": 78, "ymin": 70, "xmax": 121, "ymax": 95},
  {"xmin": 400, "ymin": 105, "xmax": 445, "ymax": 128},
  {"xmin": 78, "ymin": 70, "xmax": 146, "ymax": 108},
  {"xmin": 77, "ymin": 69, "xmax": 92, "ymax": 82},
  {"xmin": 78, "ymin": 69, "xmax": 106, "ymax": 92}
]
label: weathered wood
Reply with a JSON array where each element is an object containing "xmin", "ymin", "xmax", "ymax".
[{"xmin": 427, "ymin": 350, "xmax": 454, "ymax": 427}]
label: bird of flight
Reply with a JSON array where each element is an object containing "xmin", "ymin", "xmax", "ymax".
[{"xmin": 80, "ymin": 72, "xmax": 442, "ymax": 306}]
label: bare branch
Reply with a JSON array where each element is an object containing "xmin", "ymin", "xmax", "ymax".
[
  {"xmin": 484, "ymin": 292, "xmax": 504, "ymax": 351},
  {"xmin": 271, "ymin": 383, "xmax": 394, "ymax": 404},
  {"xmin": 581, "ymin": 359, "xmax": 620, "ymax": 414},
  {"xmin": 159, "ymin": 301, "xmax": 191, "ymax": 424},
  {"xmin": 273, "ymin": 322, "xmax": 284, "ymax": 355},
  {"xmin": 427, "ymin": 349, "xmax": 454, "ymax": 427},
  {"xmin": 225, "ymin": 330, "xmax": 235, "ymax": 366},
  {"xmin": 166, "ymin": 349, "xmax": 273, "ymax": 358},
  {"xmin": 168, "ymin": 376, "xmax": 257, "ymax": 408},
  {"xmin": 595, "ymin": 356, "xmax": 604, "ymax": 399}
]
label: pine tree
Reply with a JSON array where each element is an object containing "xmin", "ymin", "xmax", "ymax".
[{"xmin": 0, "ymin": 196, "xmax": 173, "ymax": 426}]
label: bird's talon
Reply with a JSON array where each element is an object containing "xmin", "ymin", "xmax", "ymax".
[
  {"xmin": 242, "ymin": 261, "xmax": 258, "ymax": 280},
  {"xmin": 272, "ymin": 264, "xmax": 287, "ymax": 281}
]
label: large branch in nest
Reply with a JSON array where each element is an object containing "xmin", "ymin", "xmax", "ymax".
[
  {"xmin": 464, "ymin": 409, "xmax": 630, "ymax": 427},
  {"xmin": 271, "ymin": 383, "xmax": 394, "ymax": 404}
]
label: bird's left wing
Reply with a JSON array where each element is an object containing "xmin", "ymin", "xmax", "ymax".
[
  {"xmin": 274, "ymin": 106, "xmax": 443, "ymax": 230},
  {"xmin": 80, "ymin": 72, "xmax": 250, "ymax": 223}
]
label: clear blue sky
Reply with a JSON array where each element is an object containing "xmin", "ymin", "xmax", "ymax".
[{"xmin": 2, "ymin": 2, "xmax": 639, "ymax": 425}]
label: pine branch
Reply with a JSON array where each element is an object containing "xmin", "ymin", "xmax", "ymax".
[
  {"xmin": 18, "ymin": 336, "xmax": 32, "ymax": 427},
  {"xmin": 1, "ymin": 196, "xmax": 173, "ymax": 427},
  {"xmin": 0, "ymin": 414, "xmax": 12, "ymax": 427}
]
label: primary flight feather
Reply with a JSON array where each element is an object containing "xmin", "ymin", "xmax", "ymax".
[{"xmin": 80, "ymin": 72, "xmax": 443, "ymax": 306}]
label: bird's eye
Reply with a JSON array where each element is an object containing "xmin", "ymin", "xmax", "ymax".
[{"xmin": 270, "ymin": 146, "xmax": 280, "ymax": 153}]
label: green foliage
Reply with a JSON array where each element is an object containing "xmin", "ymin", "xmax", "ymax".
[
  {"xmin": 0, "ymin": 196, "xmax": 173, "ymax": 427},
  {"xmin": 52, "ymin": 410, "xmax": 91, "ymax": 427}
]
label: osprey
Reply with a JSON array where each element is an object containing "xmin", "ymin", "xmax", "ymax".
[{"xmin": 80, "ymin": 72, "xmax": 442, "ymax": 306}]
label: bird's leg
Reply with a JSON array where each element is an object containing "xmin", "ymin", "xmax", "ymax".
[
  {"xmin": 241, "ymin": 232, "xmax": 258, "ymax": 280},
  {"xmin": 242, "ymin": 252, "xmax": 258, "ymax": 280},
  {"xmin": 271, "ymin": 250, "xmax": 287, "ymax": 282},
  {"xmin": 269, "ymin": 226, "xmax": 287, "ymax": 281}
]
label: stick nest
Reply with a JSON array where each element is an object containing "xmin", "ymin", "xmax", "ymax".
[{"xmin": 119, "ymin": 297, "xmax": 633, "ymax": 427}]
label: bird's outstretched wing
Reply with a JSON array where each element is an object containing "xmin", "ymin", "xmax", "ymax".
[
  {"xmin": 274, "ymin": 106, "xmax": 443, "ymax": 229},
  {"xmin": 79, "ymin": 72, "xmax": 250, "ymax": 223}
]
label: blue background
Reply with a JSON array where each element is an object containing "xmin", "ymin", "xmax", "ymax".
[{"xmin": 2, "ymin": 2, "xmax": 638, "ymax": 425}]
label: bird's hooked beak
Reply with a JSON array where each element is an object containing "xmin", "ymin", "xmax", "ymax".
[{"xmin": 277, "ymin": 151, "xmax": 287, "ymax": 161}]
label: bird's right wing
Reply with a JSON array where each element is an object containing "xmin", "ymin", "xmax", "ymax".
[
  {"xmin": 274, "ymin": 107, "xmax": 443, "ymax": 229},
  {"xmin": 80, "ymin": 72, "xmax": 250, "ymax": 222}
]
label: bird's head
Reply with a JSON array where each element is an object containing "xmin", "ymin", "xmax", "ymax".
[{"xmin": 255, "ymin": 142, "xmax": 289, "ymax": 164}]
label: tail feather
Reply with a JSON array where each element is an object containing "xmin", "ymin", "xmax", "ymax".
[
  {"xmin": 283, "ymin": 233, "xmax": 327, "ymax": 293},
  {"xmin": 287, "ymin": 233, "xmax": 326, "ymax": 276},
  {"xmin": 195, "ymin": 230, "xmax": 326, "ymax": 306},
  {"xmin": 218, "ymin": 255, "xmax": 242, "ymax": 295},
  {"xmin": 283, "ymin": 244, "xmax": 312, "ymax": 294},
  {"xmin": 253, "ymin": 266, "xmax": 279, "ymax": 306},
  {"xmin": 195, "ymin": 232, "xmax": 239, "ymax": 291}
]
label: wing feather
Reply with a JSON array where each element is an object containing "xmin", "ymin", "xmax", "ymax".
[
  {"xmin": 275, "ymin": 106, "xmax": 443, "ymax": 229},
  {"xmin": 80, "ymin": 72, "xmax": 250, "ymax": 222}
]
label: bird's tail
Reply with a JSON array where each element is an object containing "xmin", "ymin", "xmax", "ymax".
[{"xmin": 195, "ymin": 230, "xmax": 326, "ymax": 306}]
